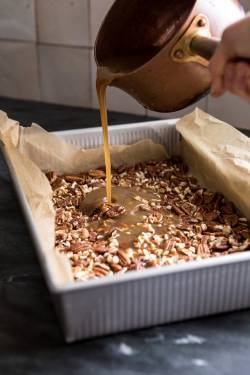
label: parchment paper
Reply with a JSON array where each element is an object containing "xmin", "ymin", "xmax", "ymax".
[
  {"xmin": 0, "ymin": 110, "xmax": 167, "ymax": 286},
  {"xmin": 176, "ymin": 108, "xmax": 250, "ymax": 220}
]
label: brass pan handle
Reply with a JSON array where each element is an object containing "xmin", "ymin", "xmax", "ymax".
[
  {"xmin": 171, "ymin": 15, "xmax": 219, "ymax": 66},
  {"xmin": 172, "ymin": 14, "xmax": 250, "ymax": 66},
  {"xmin": 189, "ymin": 35, "xmax": 219, "ymax": 61}
]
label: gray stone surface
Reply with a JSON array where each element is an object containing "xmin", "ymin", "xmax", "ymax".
[{"xmin": 0, "ymin": 97, "xmax": 250, "ymax": 375}]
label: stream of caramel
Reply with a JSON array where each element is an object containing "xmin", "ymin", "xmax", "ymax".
[
  {"xmin": 96, "ymin": 76, "xmax": 112, "ymax": 203},
  {"xmin": 96, "ymin": 65, "xmax": 125, "ymax": 204},
  {"xmin": 96, "ymin": 55, "xmax": 149, "ymax": 204}
]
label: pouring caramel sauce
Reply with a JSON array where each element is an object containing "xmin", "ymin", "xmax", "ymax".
[
  {"xmin": 80, "ymin": 54, "xmax": 181, "ymax": 247},
  {"xmin": 96, "ymin": 72, "xmax": 113, "ymax": 203},
  {"xmin": 95, "ymin": 53, "xmax": 152, "ymax": 204}
]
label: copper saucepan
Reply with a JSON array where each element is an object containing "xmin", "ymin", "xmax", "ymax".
[{"xmin": 95, "ymin": 0, "xmax": 245, "ymax": 112}]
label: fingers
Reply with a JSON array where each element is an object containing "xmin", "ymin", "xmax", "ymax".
[
  {"xmin": 209, "ymin": 24, "xmax": 240, "ymax": 97},
  {"xmin": 210, "ymin": 56, "xmax": 250, "ymax": 104},
  {"xmin": 209, "ymin": 16, "xmax": 250, "ymax": 101},
  {"xmin": 224, "ymin": 61, "xmax": 250, "ymax": 103},
  {"xmin": 223, "ymin": 62, "xmax": 236, "ymax": 93},
  {"xmin": 209, "ymin": 27, "xmax": 235, "ymax": 97},
  {"xmin": 209, "ymin": 46, "xmax": 228, "ymax": 97},
  {"xmin": 209, "ymin": 41, "xmax": 250, "ymax": 101}
]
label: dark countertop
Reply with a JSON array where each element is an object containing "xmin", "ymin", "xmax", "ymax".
[{"xmin": 0, "ymin": 97, "xmax": 250, "ymax": 375}]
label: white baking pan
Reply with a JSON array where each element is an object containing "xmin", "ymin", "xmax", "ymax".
[{"xmin": 1, "ymin": 119, "xmax": 250, "ymax": 343}]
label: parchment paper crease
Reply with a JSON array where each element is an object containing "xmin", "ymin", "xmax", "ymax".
[
  {"xmin": 0, "ymin": 108, "xmax": 249, "ymax": 287},
  {"xmin": 176, "ymin": 108, "xmax": 250, "ymax": 220}
]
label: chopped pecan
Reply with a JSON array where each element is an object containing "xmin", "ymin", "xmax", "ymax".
[
  {"xmin": 163, "ymin": 239, "xmax": 176, "ymax": 252},
  {"xmin": 222, "ymin": 201, "xmax": 235, "ymax": 214},
  {"xmin": 93, "ymin": 242, "xmax": 108, "ymax": 253},
  {"xmin": 189, "ymin": 176, "xmax": 198, "ymax": 185},
  {"xmin": 56, "ymin": 230, "xmax": 67, "ymax": 242},
  {"xmin": 203, "ymin": 192, "xmax": 214, "ymax": 204},
  {"xmin": 148, "ymin": 211, "xmax": 163, "ymax": 224},
  {"xmin": 215, "ymin": 242, "xmax": 229, "ymax": 251},
  {"xmin": 89, "ymin": 231, "xmax": 98, "ymax": 242},
  {"xmin": 212, "ymin": 193, "xmax": 223, "ymax": 210},
  {"xmin": 238, "ymin": 240, "xmax": 250, "ymax": 251},
  {"xmin": 80, "ymin": 228, "xmax": 89, "ymax": 240},
  {"xmin": 117, "ymin": 165, "xmax": 128, "ymax": 174},
  {"xmin": 89, "ymin": 169, "xmax": 106, "ymax": 178},
  {"xmin": 51, "ymin": 177, "xmax": 65, "ymax": 189},
  {"xmin": 181, "ymin": 202, "xmax": 196, "ymax": 216},
  {"xmin": 101, "ymin": 203, "xmax": 126, "ymax": 218},
  {"xmin": 223, "ymin": 214, "xmax": 238, "ymax": 227},
  {"xmin": 64, "ymin": 175, "xmax": 85, "ymax": 183},
  {"xmin": 191, "ymin": 191, "xmax": 203, "ymax": 205},
  {"xmin": 71, "ymin": 217, "xmax": 83, "ymax": 229},
  {"xmin": 132, "ymin": 259, "xmax": 146, "ymax": 270},
  {"xmin": 111, "ymin": 263, "xmax": 123, "ymax": 272},
  {"xmin": 146, "ymin": 165, "xmax": 158, "ymax": 177},
  {"xmin": 204, "ymin": 211, "xmax": 218, "ymax": 222},
  {"xmin": 46, "ymin": 171, "xmax": 58, "ymax": 183},
  {"xmin": 145, "ymin": 259, "xmax": 158, "ymax": 267},
  {"xmin": 201, "ymin": 235, "xmax": 209, "ymax": 244},
  {"xmin": 172, "ymin": 204, "xmax": 183, "ymax": 216},
  {"xmin": 240, "ymin": 230, "xmax": 250, "ymax": 240},
  {"xmin": 56, "ymin": 224, "xmax": 70, "ymax": 231}
]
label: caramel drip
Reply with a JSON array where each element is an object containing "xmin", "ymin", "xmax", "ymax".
[{"xmin": 96, "ymin": 78, "xmax": 112, "ymax": 203}]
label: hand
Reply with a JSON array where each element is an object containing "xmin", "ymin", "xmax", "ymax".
[{"xmin": 209, "ymin": 15, "xmax": 250, "ymax": 103}]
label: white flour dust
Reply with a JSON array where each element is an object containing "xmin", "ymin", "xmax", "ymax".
[
  {"xmin": 117, "ymin": 343, "xmax": 136, "ymax": 356},
  {"xmin": 192, "ymin": 358, "xmax": 208, "ymax": 367},
  {"xmin": 174, "ymin": 334, "xmax": 206, "ymax": 345}
]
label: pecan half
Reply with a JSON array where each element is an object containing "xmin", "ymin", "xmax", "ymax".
[
  {"xmin": 70, "ymin": 242, "xmax": 90, "ymax": 253},
  {"xmin": 64, "ymin": 175, "xmax": 85, "ymax": 183},
  {"xmin": 197, "ymin": 244, "xmax": 210, "ymax": 256},
  {"xmin": 118, "ymin": 249, "xmax": 131, "ymax": 266},
  {"xmin": 101, "ymin": 203, "xmax": 126, "ymax": 218},
  {"xmin": 89, "ymin": 169, "xmax": 106, "ymax": 179}
]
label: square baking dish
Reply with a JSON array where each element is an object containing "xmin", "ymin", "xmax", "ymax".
[{"xmin": 2, "ymin": 119, "xmax": 250, "ymax": 343}]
